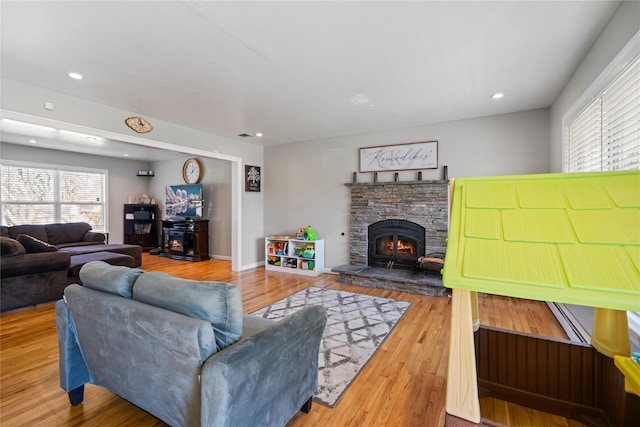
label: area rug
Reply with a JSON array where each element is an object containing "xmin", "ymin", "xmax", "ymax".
[{"xmin": 252, "ymin": 286, "xmax": 411, "ymax": 407}]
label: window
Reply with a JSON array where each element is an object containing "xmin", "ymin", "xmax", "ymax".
[
  {"xmin": 561, "ymin": 36, "xmax": 639, "ymax": 353},
  {"xmin": 565, "ymin": 55, "xmax": 640, "ymax": 173},
  {"xmin": 0, "ymin": 162, "xmax": 107, "ymax": 231}
]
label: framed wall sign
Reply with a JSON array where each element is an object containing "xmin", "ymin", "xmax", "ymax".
[
  {"xmin": 245, "ymin": 165, "xmax": 261, "ymax": 192},
  {"xmin": 359, "ymin": 141, "xmax": 438, "ymax": 173}
]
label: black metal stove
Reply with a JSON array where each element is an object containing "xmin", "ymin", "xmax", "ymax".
[{"xmin": 367, "ymin": 219, "xmax": 425, "ymax": 270}]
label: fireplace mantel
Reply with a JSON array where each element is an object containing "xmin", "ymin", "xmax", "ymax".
[{"xmin": 345, "ymin": 179, "xmax": 446, "ymax": 188}]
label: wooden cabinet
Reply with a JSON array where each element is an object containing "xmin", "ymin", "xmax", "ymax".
[
  {"xmin": 160, "ymin": 219, "xmax": 209, "ymax": 262},
  {"xmin": 123, "ymin": 204, "xmax": 159, "ymax": 251},
  {"xmin": 265, "ymin": 236, "xmax": 324, "ymax": 276}
]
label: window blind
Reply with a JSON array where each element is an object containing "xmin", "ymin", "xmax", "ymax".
[
  {"xmin": 603, "ymin": 58, "xmax": 640, "ymax": 171},
  {"xmin": 566, "ymin": 56, "xmax": 640, "ymax": 173}
]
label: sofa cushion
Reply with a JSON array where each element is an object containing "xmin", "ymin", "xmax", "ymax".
[
  {"xmin": 0, "ymin": 251, "xmax": 70, "ymax": 279},
  {"xmin": 0, "ymin": 237, "xmax": 26, "ymax": 257},
  {"xmin": 8, "ymin": 224, "xmax": 48, "ymax": 242},
  {"xmin": 16, "ymin": 234, "xmax": 58, "ymax": 253},
  {"xmin": 46, "ymin": 222, "xmax": 92, "ymax": 245},
  {"xmin": 133, "ymin": 272, "xmax": 243, "ymax": 351},
  {"xmin": 79, "ymin": 261, "xmax": 144, "ymax": 298}
]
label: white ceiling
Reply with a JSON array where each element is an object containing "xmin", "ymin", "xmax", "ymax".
[{"xmin": 0, "ymin": 1, "xmax": 621, "ymax": 155}]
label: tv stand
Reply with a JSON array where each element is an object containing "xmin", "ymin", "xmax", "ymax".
[{"xmin": 160, "ymin": 219, "xmax": 209, "ymax": 262}]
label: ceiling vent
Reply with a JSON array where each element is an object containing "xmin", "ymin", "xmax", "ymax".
[{"xmin": 238, "ymin": 133, "xmax": 253, "ymax": 138}]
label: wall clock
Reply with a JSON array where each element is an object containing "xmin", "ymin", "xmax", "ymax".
[
  {"xmin": 182, "ymin": 158, "xmax": 202, "ymax": 184},
  {"xmin": 125, "ymin": 117, "xmax": 153, "ymax": 133}
]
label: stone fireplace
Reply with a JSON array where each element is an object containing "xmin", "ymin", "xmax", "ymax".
[{"xmin": 334, "ymin": 179, "xmax": 449, "ymax": 296}]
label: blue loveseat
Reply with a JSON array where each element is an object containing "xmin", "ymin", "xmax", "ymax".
[{"xmin": 55, "ymin": 261, "xmax": 327, "ymax": 427}]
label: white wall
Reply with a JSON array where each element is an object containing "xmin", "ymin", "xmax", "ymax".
[
  {"xmin": 549, "ymin": 1, "xmax": 640, "ymax": 172},
  {"xmin": 0, "ymin": 142, "xmax": 150, "ymax": 243},
  {"xmin": 1, "ymin": 78, "xmax": 264, "ymax": 269},
  {"xmin": 264, "ymin": 108, "xmax": 550, "ymax": 269},
  {"xmin": 148, "ymin": 156, "xmax": 232, "ymax": 259}
]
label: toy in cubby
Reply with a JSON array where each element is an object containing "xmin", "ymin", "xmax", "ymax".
[
  {"xmin": 300, "ymin": 260, "xmax": 315, "ymax": 270},
  {"xmin": 267, "ymin": 256, "xmax": 280, "ymax": 266},
  {"xmin": 269, "ymin": 241, "xmax": 287, "ymax": 255},
  {"xmin": 302, "ymin": 244, "xmax": 315, "ymax": 259}
]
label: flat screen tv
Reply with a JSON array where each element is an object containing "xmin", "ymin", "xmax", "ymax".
[{"xmin": 165, "ymin": 184, "xmax": 203, "ymax": 220}]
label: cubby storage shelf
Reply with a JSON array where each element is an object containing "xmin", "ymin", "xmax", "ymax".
[
  {"xmin": 123, "ymin": 204, "xmax": 159, "ymax": 251},
  {"xmin": 264, "ymin": 236, "xmax": 324, "ymax": 276}
]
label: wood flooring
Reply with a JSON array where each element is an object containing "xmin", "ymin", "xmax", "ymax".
[{"xmin": 0, "ymin": 254, "xmax": 587, "ymax": 427}]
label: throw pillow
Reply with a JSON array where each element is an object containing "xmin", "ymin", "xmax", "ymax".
[
  {"xmin": 16, "ymin": 234, "xmax": 58, "ymax": 253},
  {"xmin": 0, "ymin": 237, "xmax": 26, "ymax": 257},
  {"xmin": 79, "ymin": 261, "xmax": 144, "ymax": 298}
]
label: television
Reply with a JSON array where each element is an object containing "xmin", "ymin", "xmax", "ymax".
[{"xmin": 165, "ymin": 184, "xmax": 203, "ymax": 220}]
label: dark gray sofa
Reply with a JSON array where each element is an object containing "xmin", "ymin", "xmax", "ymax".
[
  {"xmin": 1, "ymin": 237, "xmax": 71, "ymax": 312},
  {"xmin": 57, "ymin": 261, "xmax": 328, "ymax": 427},
  {"xmin": 0, "ymin": 222, "xmax": 142, "ymax": 312}
]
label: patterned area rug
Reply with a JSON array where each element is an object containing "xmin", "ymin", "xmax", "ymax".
[{"xmin": 252, "ymin": 286, "xmax": 411, "ymax": 407}]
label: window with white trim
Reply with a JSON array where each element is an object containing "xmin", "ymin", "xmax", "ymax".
[
  {"xmin": 0, "ymin": 162, "xmax": 106, "ymax": 231},
  {"xmin": 565, "ymin": 55, "xmax": 640, "ymax": 173},
  {"xmin": 562, "ymin": 42, "xmax": 639, "ymax": 353}
]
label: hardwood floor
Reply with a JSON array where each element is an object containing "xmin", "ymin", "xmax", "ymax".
[{"xmin": 0, "ymin": 254, "xmax": 586, "ymax": 427}]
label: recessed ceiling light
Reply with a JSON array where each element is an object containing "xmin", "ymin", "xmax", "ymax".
[
  {"xmin": 349, "ymin": 93, "xmax": 371, "ymax": 105},
  {"xmin": 256, "ymin": 133, "xmax": 263, "ymax": 137},
  {"xmin": 29, "ymin": 139, "xmax": 37, "ymax": 144},
  {"xmin": 123, "ymin": 153, "xmax": 130, "ymax": 157},
  {"xmin": 68, "ymin": 72, "xmax": 83, "ymax": 80},
  {"xmin": 491, "ymin": 92, "xmax": 504, "ymax": 99}
]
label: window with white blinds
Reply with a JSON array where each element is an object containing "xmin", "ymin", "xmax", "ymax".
[
  {"xmin": 563, "ymin": 47, "xmax": 640, "ymax": 353},
  {"xmin": 0, "ymin": 162, "xmax": 106, "ymax": 231},
  {"xmin": 565, "ymin": 55, "xmax": 640, "ymax": 172}
]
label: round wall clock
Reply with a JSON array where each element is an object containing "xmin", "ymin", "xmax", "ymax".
[
  {"xmin": 125, "ymin": 117, "xmax": 153, "ymax": 133},
  {"xmin": 182, "ymin": 158, "xmax": 202, "ymax": 184}
]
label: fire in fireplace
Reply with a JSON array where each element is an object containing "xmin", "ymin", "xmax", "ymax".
[
  {"xmin": 169, "ymin": 230, "xmax": 186, "ymax": 254},
  {"xmin": 368, "ymin": 219, "xmax": 425, "ymax": 270}
]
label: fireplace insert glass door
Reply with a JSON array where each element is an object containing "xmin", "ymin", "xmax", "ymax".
[{"xmin": 368, "ymin": 219, "xmax": 425, "ymax": 270}]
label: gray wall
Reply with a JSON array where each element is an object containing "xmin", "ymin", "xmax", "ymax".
[
  {"xmin": 149, "ymin": 156, "xmax": 232, "ymax": 259},
  {"xmin": 0, "ymin": 142, "xmax": 150, "ymax": 244},
  {"xmin": 264, "ymin": 108, "xmax": 550, "ymax": 269},
  {"xmin": 550, "ymin": 1, "xmax": 639, "ymax": 172}
]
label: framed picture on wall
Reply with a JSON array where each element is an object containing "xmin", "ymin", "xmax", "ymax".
[
  {"xmin": 245, "ymin": 165, "xmax": 261, "ymax": 192},
  {"xmin": 359, "ymin": 141, "xmax": 438, "ymax": 172}
]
